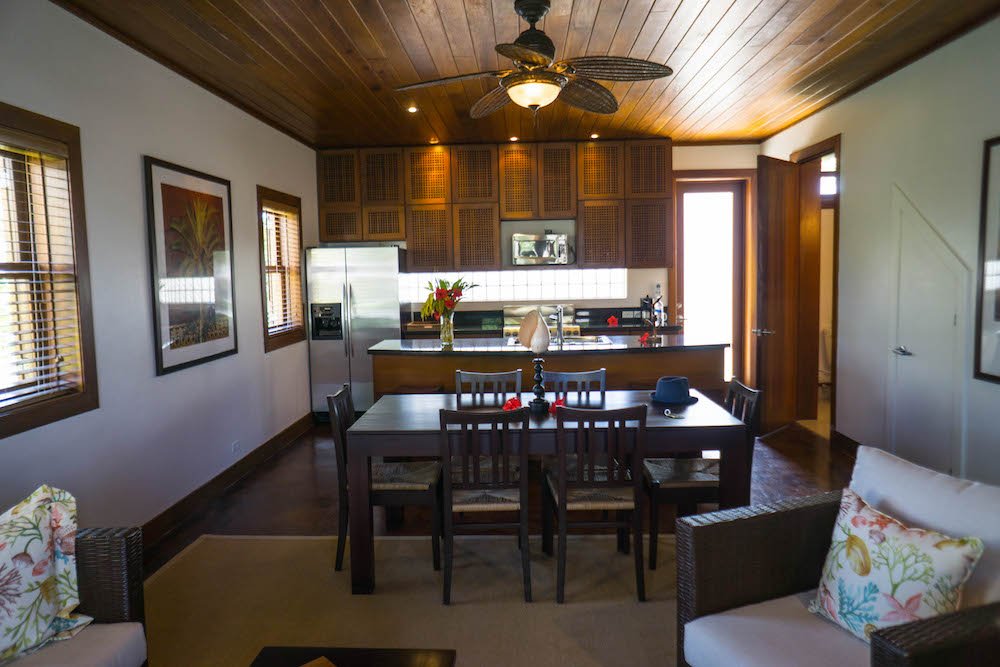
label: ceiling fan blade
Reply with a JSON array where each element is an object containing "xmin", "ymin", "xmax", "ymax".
[
  {"xmin": 558, "ymin": 78, "xmax": 618, "ymax": 114},
  {"xmin": 496, "ymin": 42, "xmax": 552, "ymax": 67},
  {"xmin": 557, "ymin": 56, "xmax": 673, "ymax": 81},
  {"xmin": 469, "ymin": 86, "xmax": 511, "ymax": 119},
  {"xmin": 396, "ymin": 70, "xmax": 509, "ymax": 91}
]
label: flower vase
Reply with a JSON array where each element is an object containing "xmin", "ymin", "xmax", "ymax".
[{"xmin": 440, "ymin": 311, "xmax": 455, "ymax": 347}]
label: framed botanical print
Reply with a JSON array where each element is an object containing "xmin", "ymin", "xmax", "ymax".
[
  {"xmin": 144, "ymin": 156, "xmax": 238, "ymax": 375},
  {"xmin": 975, "ymin": 136, "xmax": 1000, "ymax": 383}
]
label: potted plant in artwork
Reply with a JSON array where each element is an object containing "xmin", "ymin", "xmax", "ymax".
[{"xmin": 421, "ymin": 277, "xmax": 476, "ymax": 347}]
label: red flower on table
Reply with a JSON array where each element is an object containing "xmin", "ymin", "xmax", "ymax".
[
  {"xmin": 639, "ymin": 332, "xmax": 650, "ymax": 344},
  {"xmin": 435, "ymin": 288, "xmax": 446, "ymax": 299},
  {"xmin": 549, "ymin": 397, "xmax": 566, "ymax": 415},
  {"xmin": 502, "ymin": 397, "xmax": 522, "ymax": 411},
  {"xmin": 444, "ymin": 299, "xmax": 456, "ymax": 310},
  {"xmin": 607, "ymin": 315, "xmax": 619, "ymax": 327}
]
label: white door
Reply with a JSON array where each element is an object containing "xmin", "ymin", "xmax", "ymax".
[{"xmin": 888, "ymin": 188, "xmax": 967, "ymax": 475}]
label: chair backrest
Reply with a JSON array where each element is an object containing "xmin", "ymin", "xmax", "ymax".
[
  {"xmin": 439, "ymin": 408, "xmax": 530, "ymax": 493},
  {"xmin": 724, "ymin": 379, "xmax": 761, "ymax": 435},
  {"xmin": 326, "ymin": 384, "xmax": 354, "ymax": 499},
  {"xmin": 542, "ymin": 368, "xmax": 606, "ymax": 400},
  {"xmin": 554, "ymin": 405, "xmax": 647, "ymax": 493},
  {"xmin": 455, "ymin": 369, "xmax": 521, "ymax": 406}
]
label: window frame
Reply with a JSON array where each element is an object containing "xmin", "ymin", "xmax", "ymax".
[
  {"xmin": 0, "ymin": 101, "xmax": 98, "ymax": 438},
  {"xmin": 256, "ymin": 185, "xmax": 305, "ymax": 353}
]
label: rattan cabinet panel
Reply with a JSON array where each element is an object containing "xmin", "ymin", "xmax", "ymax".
[
  {"xmin": 317, "ymin": 149, "xmax": 360, "ymax": 207},
  {"xmin": 363, "ymin": 205, "xmax": 405, "ymax": 241},
  {"xmin": 626, "ymin": 199, "xmax": 673, "ymax": 268},
  {"xmin": 498, "ymin": 143, "xmax": 537, "ymax": 219},
  {"xmin": 406, "ymin": 204, "xmax": 453, "ymax": 271},
  {"xmin": 578, "ymin": 142, "xmax": 624, "ymax": 200},
  {"xmin": 578, "ymin": 200, "xmax": 625, "ymax": 267},
  {"xmin": 405, "ymin": 146, "xmax": 451, "ymax": 205},
  {"xmin": 320, "ymin": 207, "xmax": 363, "ymax": 242},
  {"xmin": 538, "ymin": 142, "xmax": 576, "ymax": 218},
  {"xmin": 451, "ymin": 144, "xmax": 498, "ymax": 203},
  {"xmin": 626, "ymin": 140, "xmax": 672, "ymax": 199},
  {"xmin": 453, "ymin": 203, "xmax": 500, "ymax": 270},
  {"xmin": 360, "ymin": 147, "xmax": 404, "ymax": 205}
]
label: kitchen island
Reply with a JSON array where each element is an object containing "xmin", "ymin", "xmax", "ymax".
[{"xmin": 369, "ymin": 335, "xmax": 729, "ymax": 399}]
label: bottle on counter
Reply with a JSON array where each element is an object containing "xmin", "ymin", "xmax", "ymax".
[{"xmin": 654, "ymin": 283, "xmax": 664, "ymax": 327}]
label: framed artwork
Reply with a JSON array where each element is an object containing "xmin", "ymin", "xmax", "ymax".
[
  {"xmin": 144, "ymin": 156, "xmax": 238, "ymax": 375},
  {"xmin": 975, "ymin": 136, "xmax": 1000, "ymax": 384}
]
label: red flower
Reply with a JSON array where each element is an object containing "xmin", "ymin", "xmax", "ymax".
[
  {"xmin": 453, "ymin": 288, "xmax": 463, "ymax": 298},
  {"xmin": 435, "ymin": 288, "xmax": 446, "ymax": 299},
  {"xmin": 502, "ymin": 397, "xmax": 522, "ymax": 411},
  {"xmin": 432, "ymin": 311, "xmax": 441, "ymax": 321},
  {"xmin": 444, "ymin": 299, "xmax": 456, "ymax": 310},
  {"xmin": 548, "ymin": 397, "xmax": 566, "ymax": 415},
  {"xmin": 639, "ymin": 332, "xmax": 650, "ymax": 344},
  {"xmin": 607, "ymin": 315, "xmax": 619, "ymax": 327}
]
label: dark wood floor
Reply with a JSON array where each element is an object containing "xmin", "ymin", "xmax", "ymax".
[{"xmin": 145, "ymin": 421, "xmax": 854, "ymax": 575}]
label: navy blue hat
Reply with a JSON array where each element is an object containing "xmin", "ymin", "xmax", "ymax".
[{"xmin": 650, "ymin": 376, "xmax": 698, "ymax": 406}]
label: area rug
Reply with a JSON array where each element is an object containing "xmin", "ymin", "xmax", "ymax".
[{"xmin": 145, "ymin": 535, "xmax": 677, "ymax": 666}]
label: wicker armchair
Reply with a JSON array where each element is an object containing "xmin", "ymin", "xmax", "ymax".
[{"xmin": 676, "ymin": 492, "xmax": 1000, "ymax": 666}]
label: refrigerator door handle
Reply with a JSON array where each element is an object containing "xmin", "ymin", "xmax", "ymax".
[
  {"xmin": 348, "ymin": 283, "xmax": 356, "ymax": 358},
  {"xmin": 342, "ymin": 283, "xmax": 350, "ymax": 357}
]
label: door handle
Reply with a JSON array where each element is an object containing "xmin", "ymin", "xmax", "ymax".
[
  {"xmin": 751, "ymin": 328, "xmax": 775, "ymax": 336},
  {"xmin": 891, "ymin": 346, "xmax": 914, "ymax": 357},
  {"xmin": 342, "ymin": 283, "xmax": 349, "ymax": 357},
  {"xmin": 348, "ymin": 283, "xmax": 356, "ymax": 358}
]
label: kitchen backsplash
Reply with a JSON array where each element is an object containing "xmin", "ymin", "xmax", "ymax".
[{"xmin": 399, "ymin": 268, "xmax": 630, "ymax": 305}]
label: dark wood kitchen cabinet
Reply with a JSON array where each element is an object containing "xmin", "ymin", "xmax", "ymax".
[
  {"xmin": 577, "ymin": 199, "xmax": 625, "ymax": 267},
  {"xmin": 453, "ymin": 203, "xmax": 501, "ymax": 270},
  {"xmin": 405, "ymin": 146, "xmax": 451, "ymax": 205},
  {"xmin": 578, "ymin": 141, "xmax": 624, "ymax": 200},
  {"xmin": 626, "ymin": 198, "xmax": 673, "ymax": 268},
  {"xmin": 625, "ymin": 140, "xmax": 672, "ymax": 199},
  {"xmin": 406, "ymin": 204, "xmax": 453, "ymax": 271},
  {"xmin": 451, "ymin": 144, "xmax": 498, "ymax": 203},
  {"xmin": 537, "ymin": 142, "xmax": 576, "ymax": 218},
  {"xmin": 317, "ymin": 149, "xmax": 362, "ymax": 242},
  {"xmin": 498, "ymin": 143, "xmax": 537, "ymax": 219},
  {"xmin": 360, "ymin": 147, "xmax": 405, "ymax": 205}
]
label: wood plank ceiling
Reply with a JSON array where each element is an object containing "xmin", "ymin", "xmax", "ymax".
[{"xmin": 55, "ymin": 0, "xmax": 1000, "ymax": 148}]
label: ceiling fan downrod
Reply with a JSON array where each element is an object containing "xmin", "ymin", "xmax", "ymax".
[{"xmin": 514, "ymin": 0, "xmax": 551, "ymax": 27}]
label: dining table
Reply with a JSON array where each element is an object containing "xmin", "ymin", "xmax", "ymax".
[{"xmin": 345, "ymin": 388, "xmax": 748, "ymax": 594}]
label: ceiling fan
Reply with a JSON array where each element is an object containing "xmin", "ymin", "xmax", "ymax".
[{"xmin": 396, "ymin": 0, "xmax": 673, "ymax": 118}]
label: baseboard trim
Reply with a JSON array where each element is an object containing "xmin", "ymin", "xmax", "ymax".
[
  {"xmin": 142, "ymin": 414, "xmax": 315, "ymax": 554},
  {"xmin": 830, "ymin": 429, "xmax": 861, "ymax": 456}
]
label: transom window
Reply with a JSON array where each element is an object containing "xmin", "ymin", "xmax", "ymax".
[{"xmin": 257, "ymin": 186, "xmax": 304, "ymax": 352}]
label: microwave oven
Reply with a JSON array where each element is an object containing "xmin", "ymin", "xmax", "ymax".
[{"xmin": 511, "ymin": 232, "xmax": 569, "ymax": 265}]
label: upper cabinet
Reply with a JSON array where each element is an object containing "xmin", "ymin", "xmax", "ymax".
[
  {"xmin": 453, "ymin": 203, "xmax": 501, "ymax": 270},
  {"xmin": 578, "ymin": 141, "xmax": 624, "ymax": 200},
  {"xmin": 625, "ymin": 140, "xmax": 672, "ymax": 199},
  {"xmin": 498, "ymin": 143, "xmax": 537, "ymax": 219},
  {"xmin": 626, "ymin": 199, "xmax": 673, "ymax": 268},
  {"xmin": 317, "ymin": 150, "xmax": 361, "ymax": 242},
  {"xmin": 451, "ymin": 144, "xmax": 498, "ymax": 203},
  {"xmin": 360, "ymin": 148, "xmax": 404, "ymax": 205},
  {"xmin": 578, "ymin": 200, "xmax": 625, "ymax": 267},
  {"xmin": 406, "ymin": 204, "xmax": 453, "ymax": 272},
  {"xmin": 537, "ymin": 143, "xmax": 576, "ymax": 218},
  {"xmin": 405, "ymin": 146, "xmax": 451, "ymax": 205}
]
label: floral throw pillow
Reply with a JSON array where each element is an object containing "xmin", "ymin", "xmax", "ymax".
[
  {"xmin": 810, "ymin": 488, "xmax": 984, "ymax": 642},
  {"xmin": 0, "ymin": 485, "xmax": 92, "ymax": 662}
]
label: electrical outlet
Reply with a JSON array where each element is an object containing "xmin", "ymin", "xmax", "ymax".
[{"xmin": 231, "ymin": 440, "xmax": 241, "ymax": 456}]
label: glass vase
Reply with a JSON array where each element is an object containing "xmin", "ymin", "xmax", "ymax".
[{"xmin": 439, "ymin": 310, "xmax": 455, "ymax": 347}]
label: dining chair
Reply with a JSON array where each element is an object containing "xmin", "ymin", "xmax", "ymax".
[
  {"xmin": 439, "ymin": 407, "xmax": 532, "ymax": 605},
  {"xmin": 644, "ymin": 378, "xmax": 762, "ymax": 569},
  {"xmin": 454, "ymin": 369, "xmax": 521, "ymax": 407},
  {"xmin": 542, "ymin": 368, "xmax": 606, "ymax": 401},
  {"xmin": 542, "ymin": 405, "xmax": 647, "ymax": 603},
  {"xmin": 327, "ymin": 384, "xmax": 442, "ymax": 572}
]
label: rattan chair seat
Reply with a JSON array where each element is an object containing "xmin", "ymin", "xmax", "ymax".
[
  {"xmin": 544, "ymin": 473, "xmax": 635, "ymax": 511},
  {"xmin": 451, "ymin": 487, "xmax": 522, "ymax": 512},
  {"xmin": 643, "ymin": 457, "xmax": 720, "ymax": 488},
  {"xmin": 369, "ymin": 461, "xmax": 441, "ymax": 491}
]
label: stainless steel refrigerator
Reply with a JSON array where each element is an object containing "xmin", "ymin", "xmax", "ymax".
[{"xmin": 306, "ymin": 246, "xmax": 403, "ymax": 415}]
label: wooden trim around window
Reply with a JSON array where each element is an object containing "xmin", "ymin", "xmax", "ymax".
[
  {"xmin": 0, "ymin": 101, "xmax": 99, "ymax": 438},
  {"xmin": 257, "ymin": 185, "xmax": 305, "ymax": 353}
]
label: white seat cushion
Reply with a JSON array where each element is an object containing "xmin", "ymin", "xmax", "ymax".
[
  {"xmin": 850, "ymin": 445, "xmax": 1000, "ymax": 607},
  {"xmin": 11, "ymin": 623, "xmax": 146, "ymax": 667},
  {"xmin": 685, "ymin": 592, "xmax": 868, "ymax": 667}
]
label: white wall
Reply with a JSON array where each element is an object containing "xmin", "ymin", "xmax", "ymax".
[
  {"xmin": 674, "ymin": 144, "xmax": 760, "ymax": 171},
  {"xmin": 0, "ymin": 0, "xmax": 317, "ymax": 525},
  {"xmin": 762, "ymin": 16, "xmax": 1000, "ymax": 484}
]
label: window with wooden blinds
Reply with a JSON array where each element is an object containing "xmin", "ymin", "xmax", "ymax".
[
  {"xmin": 257, "ymin": 186, "xmax": 305, "ymax": 352},
  {"xmin": 0, "ymin": 103, "xmax": 97, "ymax": 437}
]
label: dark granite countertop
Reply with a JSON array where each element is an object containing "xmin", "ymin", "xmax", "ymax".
[{"xmin": 368, "ymin": 335, "xmax": 729, "ymax": 356}]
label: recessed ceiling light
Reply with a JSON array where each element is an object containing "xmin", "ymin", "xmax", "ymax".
[
  {"xmin": 590, "ymin": 133, "xmax": 600, "ymax": 139},
  {"xmin": 509, "ymin": 136, "xmax": 519, "ymax": 142},
  {"xmin": 407, "ymin": 105, "xmax": 418, "ymax": 113},
  {"xmin": 429, "ymin": 137, "xmax": 439, "ymax": 144}
]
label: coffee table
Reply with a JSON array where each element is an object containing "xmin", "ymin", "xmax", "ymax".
[{"xmin": 250, "ymin": 646, "xmax": 456, "ymax": 667}]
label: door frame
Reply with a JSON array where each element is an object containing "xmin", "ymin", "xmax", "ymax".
[
  {"xmin": 790, "ymin": 136, "xmax": 841, "ymax": 430},
  {"xmin": 672, "ymin": 170, "xmax": 754, "ymax": 383}
]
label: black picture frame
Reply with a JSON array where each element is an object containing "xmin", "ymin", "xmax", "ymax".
[
  {"xmin": 975, "ymin": 136, "xmax": 1000, "ymax": 384},
  {"xmin": 143, "ymin": 156, "xmax": 238, "ymax": 375}
]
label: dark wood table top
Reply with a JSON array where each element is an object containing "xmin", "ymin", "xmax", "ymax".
[
  {"xmin": 348, "ymin": 389, "xmax": 743, "ymax": 435},
  {"xmin": 368, "ymin": 335, "xmax": 730, "ymax": 356},
  {"xmin": 250, "ymin": 646, "xmax": 456, "ymax": 667}
]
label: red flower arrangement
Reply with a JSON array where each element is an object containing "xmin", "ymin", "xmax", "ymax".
[
  {"xmin": 420, "ymin": 277, "xmax": 476, "ymax": 321},
  {"xmin": 548, "ymin": 397, "xmax": 566, "ymax": 415},
  {"xmin": 502, "ymin": 397, "xmax": 522, "ymax": 411},
  {"xmin": 607, "ymin": 315, "xmax": 619, "ymax": 327}
]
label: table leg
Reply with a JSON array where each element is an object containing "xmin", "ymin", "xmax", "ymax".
[
  {"xmin": 718, "ymin": 427, "xmax": 751, "ymax": 508},
  {"xmin": 348, "ymin": 452, "xmax": 375, "ymax": 594}
]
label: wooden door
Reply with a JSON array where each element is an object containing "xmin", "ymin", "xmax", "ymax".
[
  {"xmin": 498, "ymin": 143, "xmax": 537, "ymax": 219},
  {"xmin": 625, "ymin": 140, "xmax": 672, "ymax": 199},
  {"xmin": 406, "ymin": 204, "xmax": 453, "ymax": 271},
  {"xmin": 795, "ymin": 158, "xmax": 822, "ymax": 419},
  {"xmin": 538, "ymin": 142, "xmax": 576, "ymax": 218},
  {"xmin": 578, "ymin": 141, "xmax": 624, "ymax": 200},
  {"xmin": 451, "ymin": 144, "xmax": 498, "ymax": 203},
  {"xmin": 453, "ymin": 203, "xmax": 501, "ymax": 270},
  {"xmin": 755, "ymin": 155, "xmax": 801, "ymax": 433},
  {"xmin": 360, "ymin": 148, "xmax": 404, "ymax": 206},
  {"xmin": 405, "ymin": 146, "xmax": 451, "ymax": 205},
  {"xmin": 578, "ymin": 200, "xmax": 625, "ymax": 268}
]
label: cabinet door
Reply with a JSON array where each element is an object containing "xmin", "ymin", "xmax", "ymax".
[
  {"xmin": 578, "ymin": 200, "xmax": 625, "ymax": 267},
  {"xmin": 406, "ymin": 204, "xmax": 453, "ymax": 271},
  {"xmin": 625, "ymin": 140, "xmax": 672, "ymax": 199},
  {"xmin": 578, "ymin": 141, "xmax": 624, "ymax": 200},
  {"xmin": 453, "ymin": 203, "xmax": 501, "ymax": 270},
  {"xmin": 626, "ymin": 198, "xmax": 673, "ymax": 268},
  {"xmin": 317, "ymin": 150, "xmax": 362, "ymax": 241},
  {"xmin": 498, "ymin": 143, "xmax": 537, "ymax": 219},
  {"xmin": 537, "ymin": 142, "xmax": 576, "ymax": 218},
  {"xmin": 360, "ymin": 147, "xmax": 404, "ymax": 205},
  {"xmin": 451, "ymin": 144, "xmax": 498, "ymax": 203},
  {"xmin": 363, "ymin": 205, "xmax": 405, "ymax": 241},
  {"xmin": 320, "ymin": 208, "xmax": 363, "ymax": 242},
  {"xmin": 405, "ymin": 146, "xmax": 451, "ymax": 205}
]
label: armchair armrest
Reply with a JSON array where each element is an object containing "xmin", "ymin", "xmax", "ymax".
[
  {"xmin": 871, "ymin": 602, "xmax": 1000, "ymax": 666},
  {"xmin": 676, "ymin": 491, "xmax": 842, "ymax": 667},
  {"xmin": 75, "ymin": 527, "xmax": 144, "ymax": 625}
]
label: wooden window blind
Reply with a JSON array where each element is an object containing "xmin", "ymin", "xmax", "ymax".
[
  {"xmin": 0, "ymin": 103, "xmax": 97, "ymax": 437},
  {"xmin": 257, "ymin": 186, "xmax": 304, "ymax": 352}
]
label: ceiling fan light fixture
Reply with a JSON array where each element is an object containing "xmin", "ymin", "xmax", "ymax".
[{"xmin": 503, "ymin": 71, "xmax": 566, "ymax": 110}]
